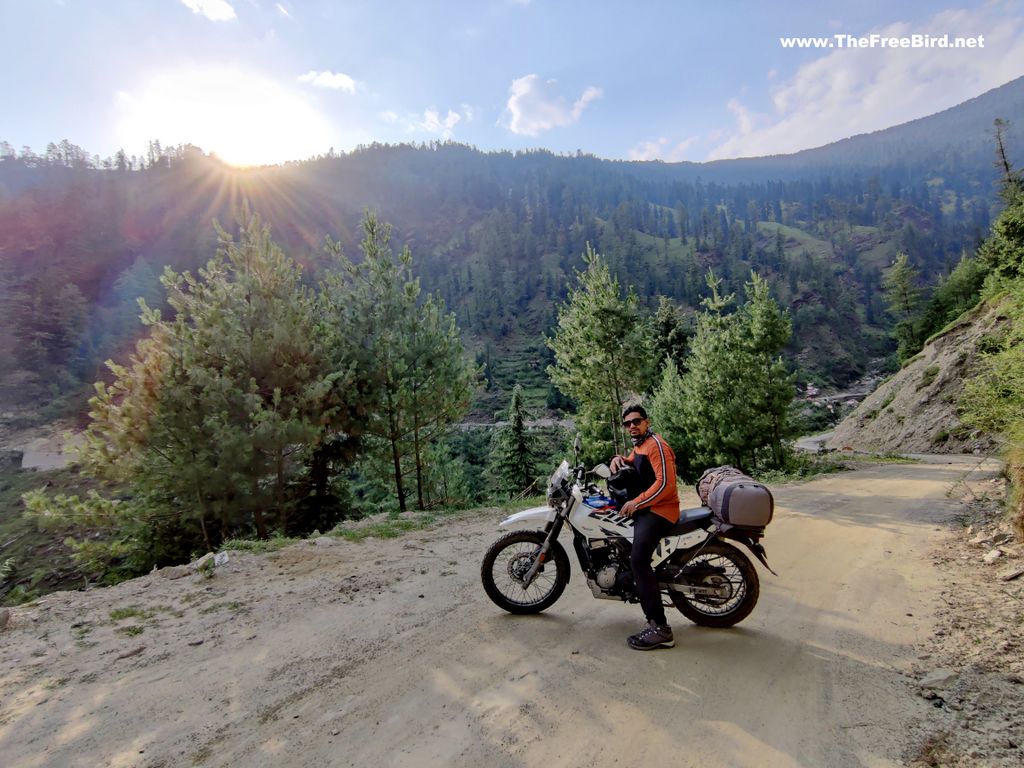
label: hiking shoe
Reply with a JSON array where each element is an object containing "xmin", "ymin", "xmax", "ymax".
[{"xmin": 627, "ymin": 621, "xmax": 675, "ymax": 650}]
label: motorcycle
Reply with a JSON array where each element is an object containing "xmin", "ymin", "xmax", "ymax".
[{"xmin": 480, "ymin": 443, "xmax": 776, "ymax": 627}]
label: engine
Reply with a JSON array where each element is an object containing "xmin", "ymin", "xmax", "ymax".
[
  {"xmin": 594, "ymin": 564, "xmax": 619, "ymax": 590},
  {"xmin": 585, "ymin": 539, "xmax": 635, "ymax": 600}
]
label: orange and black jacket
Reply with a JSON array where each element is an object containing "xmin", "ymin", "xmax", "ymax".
[{"xmin": 625, "ymin": 432, "xmax": 680, "ymax": 523}]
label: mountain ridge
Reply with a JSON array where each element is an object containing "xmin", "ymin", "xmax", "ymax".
[{"xmin": 0, "ymin": 76, "xmax": 1021, "ymax": 417}]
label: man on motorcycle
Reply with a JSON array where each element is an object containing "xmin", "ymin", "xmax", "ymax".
[{"xmin": 610, "ymin": 405, "xmax": 680, "ymax": 650}]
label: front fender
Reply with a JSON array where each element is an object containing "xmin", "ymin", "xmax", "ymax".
[{"xmin": 499, "ymin": 505, "xmax": 558, "ymax": 528}]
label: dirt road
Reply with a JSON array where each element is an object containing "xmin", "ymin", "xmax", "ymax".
[{"xmin": 0, "ymin": 456, "xmax": 1001, "ymax": 767}]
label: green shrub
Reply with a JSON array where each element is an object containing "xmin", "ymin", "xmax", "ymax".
[{"xmin": 917, "ymin": 365, "xmax": 940, "ymax": 390}]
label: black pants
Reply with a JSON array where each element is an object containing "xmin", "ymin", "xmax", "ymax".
[{"xmin": 630, "ymin": 509, "xmax": 674, "ymax": 626}]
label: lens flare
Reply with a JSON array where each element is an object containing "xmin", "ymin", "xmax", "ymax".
[{"xmin": 114, "ymin": 66, "xmax": 336, "ymax": 166}]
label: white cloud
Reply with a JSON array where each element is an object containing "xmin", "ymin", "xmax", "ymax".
[
  {"xmin": 415, "ymin": 109, "xmax": 463, "ymax": 139},
  {"xmin": 390, "ymin": 106, "xmax": 473, "ymax": 138},
  {"xmin": 180, "ymin": 0, "xmax": 236, "ymax": 22},
  {"xmin": 503, "ymin": 74, "xmax": 602, "ymax": 136},
  {"xmin": 627, "ymin": 136, "xmax": 699, "ymax": 162},
  {"xmin": 726, "ymin": 98, "xmax": 754, "ymax": 136},
  {"xmin": 708, "ymin": 4, "xmax": 1024, "ymax": 160},
  {"xmin": 275, "ymin": 3, "xmax": 291, "ymax": 18},
  {"xmin": 297, "ymin": 70, "xmax": 357, "ymax": 93}
]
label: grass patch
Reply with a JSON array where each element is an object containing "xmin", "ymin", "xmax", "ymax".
[
  {"xmin": 901, "ymin": 352, "xmax": 925, "ymax": 369},
  {"xmin": 109, "ymin": 603, "xmax": 179, "ymax": 625},
  {"xmin": 758, "ymin": 454, "xmax": 851, "ymax": 484},
  {"xmin": 847, "ymin": 452, "xmax": 922, "ymax": 464},
  {"xmin": 220, "ymin": 536, "xmax": 300, "ymax": 553},
  {"xmin": 335, "ymin": 515, "xmax": 431, "ymax": 542},
  {"xmin": 333, "ymin": 499, "xmax": 525, "ymax": 543},
  {"xmin": 115, "ymin": 625, "xmax": 144, "ymax": 637},
  {"xmin": 755, "ymin": 221, "xmax": 835, "ymax": 260},
  {"xmin": 109, "ymin": 606, "xmax": 153, "ymax": 622},
  {"xmin": 917, "ymin": 365, "xmax": 940, "ymax": 390},
  {"xmin": 923, "ymin": 302, "xmax": 986, "ymax": 347},
  {"xmin": 218, "ymin": 500, "xmax": 522, "ymax": 551},
  {"xmin": 199, "ymin": 600, "xmax": 249, "ymax": 615},
  {"xmin": 758, "ymin": 451, "xmax": 921, "ymax": 484},
  {"xmin": 976, "ymin": 332, "xmax": 1005, "ymax": 355},
  {"xmin": 912, "ymin": 730, "xmax": 953, "ymax": 767}
]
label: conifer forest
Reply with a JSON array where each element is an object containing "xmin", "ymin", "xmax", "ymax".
[{"xmin": 2, "ymin": 76, "xmax": 1024, "ymax": 588}]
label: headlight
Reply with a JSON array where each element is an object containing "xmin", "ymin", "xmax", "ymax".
[{"xmin": 546, "ymin": 461, "xmax": 570, "ymax": 506}]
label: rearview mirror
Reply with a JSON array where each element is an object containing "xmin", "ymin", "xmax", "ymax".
[{"xmin": 592, "ymin": 463, "xmax": 611, "ymax": 479}]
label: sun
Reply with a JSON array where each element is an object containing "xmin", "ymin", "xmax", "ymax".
[{"xmin": 114, "ymin": 66, "xmax": 336, "ymax": 166}]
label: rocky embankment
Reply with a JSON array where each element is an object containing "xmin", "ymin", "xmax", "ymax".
[
  {"xmin": 829, "ymin": 302, "xmax": 1004, "ymax": 455},
  {"xmin": 909, "ymin": 470, "xmax": 1024, "ymax": 766}
]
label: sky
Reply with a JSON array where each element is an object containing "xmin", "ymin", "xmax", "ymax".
[{"xmin": 2, "ymin": 0, "xmax": 1023, "ymax": 167}]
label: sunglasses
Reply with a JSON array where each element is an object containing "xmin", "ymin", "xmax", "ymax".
[{"xmin": 622, "ymin": 417, "xmax": 645, "ymax": 427}]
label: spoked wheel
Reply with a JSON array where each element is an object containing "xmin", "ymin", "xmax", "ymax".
[
  {"xmin": 481, "ymin": 530, "xmax": 570, "ymax": 614},
  {"xmin": 669, "ymin": 540, "xmax": 759, "ymax": 628}
]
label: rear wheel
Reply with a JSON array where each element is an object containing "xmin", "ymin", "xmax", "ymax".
[
  {"xmin": 481, "ymin": 530, "xmax": 570, "ymax": 614},
  {"xmin": 669, "ymin": 540, "xmax": 759, "ymax": 628}
]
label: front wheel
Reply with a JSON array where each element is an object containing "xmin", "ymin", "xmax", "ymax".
[
  {"xmin": 481, "ymin": 530, "xmax": 570, "ymax": 614},
  {"xmin": 669, "ymin": 540, "xmax": 760, "ymax": 628}
]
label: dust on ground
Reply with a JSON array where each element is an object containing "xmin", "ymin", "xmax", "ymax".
[{"xmin": 0, "ymin": 456, "xmax": 1020, "ymax": 768}]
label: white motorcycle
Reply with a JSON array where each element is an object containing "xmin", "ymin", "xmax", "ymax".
[{"xmin": 481, "ymin": 445, "xmax": 775, "ymax": 627}]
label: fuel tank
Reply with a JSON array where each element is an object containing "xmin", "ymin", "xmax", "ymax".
[{"xmin": 570, "ymin": 493, "xmax": 635, "ymax": 539}]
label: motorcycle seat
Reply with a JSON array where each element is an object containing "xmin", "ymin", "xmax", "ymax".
[{"xmin": 669, "ymin": 506, "xmax": 713, "ymax": 534}]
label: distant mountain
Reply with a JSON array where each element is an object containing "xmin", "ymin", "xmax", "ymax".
[
  {"xmin": 1, "ymin": 77, "xmax": 1022, "ymax": 418},
  {"xmin": 612, "ymin": 75, "xmax": 1024, "ymax": 185}
]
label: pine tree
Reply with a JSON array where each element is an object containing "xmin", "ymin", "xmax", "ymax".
[
  {"xmin": 676, "ymin": 271, "xmax": 755, "ymax": 469},
  {"xmin": 977, "ymin": 184, "xmax": 1024, "ymax": 281},
  {"xmin": 25, "ymin": 210, "xmax": 373, "ymax": 576},
  {"xmin": 648, "ymin": 360, "xmax": 693, "ymax": 480},
  {"xmin": 882, "ymin": 251, "xmax": 922, "ymax": 359},
  {"xmin": 328, "ymin": 214, "xmax": 416, "ymax": 513},
  {"xmin": 652, "ymin": 295, "xmax": 691, "ymax": 370},
  {"xmin": 488, "ymin": 385, "xmax": 538, "ymax": 496},
  {"xmin": 328, "ymin": 212, "xmax": 477, "ymax": 512},
  {"xmin": 405, "ymin": 294, "xmax": 479, "ymax": 509},
  {"xmin": 651, "ymin": 270, "xmax": 795, "ymax": 477},
  {"xmin": 739, "ymin": 272, "xmax": 797, "ymax": 467},
  {"xmin": 547, "ymin": 245, "xmax": 654, "ymax": 461}
]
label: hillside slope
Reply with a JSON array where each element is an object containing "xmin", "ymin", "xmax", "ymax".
[{"xmin": 828, "ymin": 302, "xmax": 1005, "ymax": 454}]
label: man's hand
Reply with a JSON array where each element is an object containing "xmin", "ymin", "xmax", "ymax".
[
  {"xmin": 620, "ymin": 499, "xmax": 638, "ymax": 517},
  {"xmin": 609, "ymin": 455, "xmax": 626, "ymax": 472}
]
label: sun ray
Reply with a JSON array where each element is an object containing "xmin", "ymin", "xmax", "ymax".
[{"xmin": 115, "ymin": 66, "xmax": 335, "ymax": 167}]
